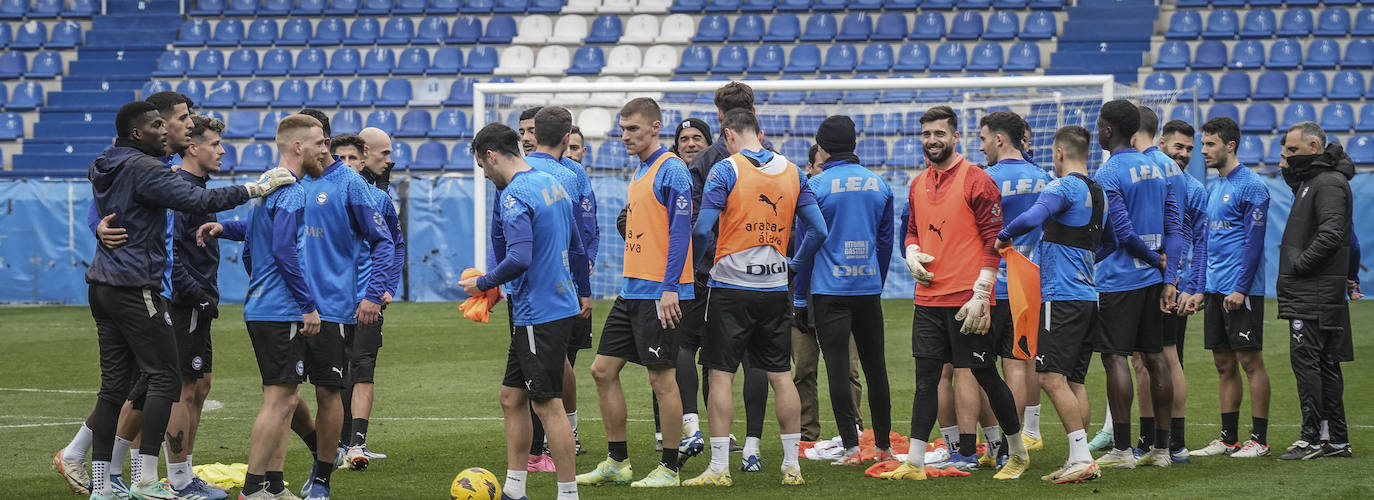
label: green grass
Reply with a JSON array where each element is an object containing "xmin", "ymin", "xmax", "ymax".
[{"xmin": 2, "ymin": 299, "xmax": 1371, "ymax": 499}]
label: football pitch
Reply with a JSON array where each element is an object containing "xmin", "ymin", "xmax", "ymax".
[{"xmin": 3, "ymin": 299, "xmax": 1370, "ymax": 499}]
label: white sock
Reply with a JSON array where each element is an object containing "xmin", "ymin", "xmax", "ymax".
[
  {"xmin": 940, "ymin": 426, "xmax": 959, "ymax": 453},
  {"xmin": 111, "ymin": 438, "xmax": 131, "ymax": 478},
  {"xmin": 708, "ymin": 437, "xmax": 729, "ymax": 473},
  {"xmin": 168, "ymin": 461, "xmax": 192, "ymax": 489},
  {"xmin": 1320, "ymin": 420, "xmax": 1330, "ymax": 441},
  {"xmin": 139, "ymin": 454, "xmax": 159, "ymax": 484},
  {"xmin": 129, "ymin": 448, "xmax": 141, "ymax": 483},
  {"xmin": 907, "ymin": 438, "xmax": 927, "ymax": 467},
  {"xmin": 982, "ymin": 426, "xmax": 1001, "ymax": 449},
  {"xmin": 1067, "ymin": 429, "xmax": 1091, "ymax": 464},
  {"xmin": 62, "ymin": 423, "xmax": 94, "ymax": 462},
  {"xmin": 743, "ymin": 436, "xmax": 760, "ymax": 457},
  {"xmin": 683, "ymin": 413, "xmax": 700, "ymax": 435},
  {"xmin": 1101, "ymin": 407, "xmax": 1114, "ymax": 433},
  {"xmin": 556, "ymin": 481, "xmax": 578, "ymax": 500},
  {"xmin": 504, "ymin": 470, "xmax": 527, "ymax": 498},
  {"xmin": 186, "ymin": 454, "xmax": 197, "ymax": 478},
  {"xmin": 92, "ymin": 461, "xmax": 111, "ymax": 495},
  {"xmin": 1024, "ymin": 405, "xmax": 1042, "ymax": 438},
  {"xmin": 781, "ymin": 433, "xmax": 801, "ymax": 469},
  {"xmin": 1006, "ymin": 431, "xmax": 1028, "ymax": 458},
  {"xmin": 567, "ymin": 411, "xmax": 578, "ymax": 432}
]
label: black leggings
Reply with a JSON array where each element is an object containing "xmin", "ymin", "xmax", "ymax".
[
  {"xmin": 812, "ymin": 294, "xmax": 891, "ymax": 449},
  {"xmin": 911, "ymin": 360, "xmax": 1020, "ymax": 441}
]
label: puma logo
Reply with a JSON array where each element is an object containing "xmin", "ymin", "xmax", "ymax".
[
  {"xmin": 648, "ymin": 346, "xmax": 662, "ymax": 357},
  {"xmin": 1035, "ymin": 355, "xmax": 1045, "ymax": 364},
  {"xmin": 1238, "ymin": 331, "xmax": 1251, "ymax": 341},
  {"xmin": 928, "ymin": 221, "xmax": 947, "ymax": 241},
  {"xmin": 332, "ymin": 366, "xmax": 344, "ymax": 377},
  {"xmin": 758, "ymin": 194, "xmax": 782, "ymax": 215},
  {"xmin": 356, "ymin": 432, "xmax": 365, "ymax": 439},
  {"xmin": 1292, "ymin": 333, "xmax": 1304, "ymax": 344},
  {"xmin": 972, "ymin": 351, "xmax": 986, "ymax": 362}
]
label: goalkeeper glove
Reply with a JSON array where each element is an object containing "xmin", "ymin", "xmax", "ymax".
[
  {"xmin": 954, "ymin": 269, "xmax": 995, "ymax": 335},
  {"xmin": 244, "ymin": 167, "xmax": 297, "ymax": 198},
  {"xmin": 905, "ymin": 245, "xmax": 936, "ymax": 286}
]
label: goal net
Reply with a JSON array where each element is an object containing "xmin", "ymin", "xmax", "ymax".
[{"xmin": 473, "ymin": 76, "xmax": 1180, "ymax": 298}]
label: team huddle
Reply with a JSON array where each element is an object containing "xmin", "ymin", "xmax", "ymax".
[{"xmin": 53, "ymin": 80, "xmax": 1360, "ymax": 500}]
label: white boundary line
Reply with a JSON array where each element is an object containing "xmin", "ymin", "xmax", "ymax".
[{"xmin": 0, "ymin": 387, "xmax": 97, "ymax": 394}]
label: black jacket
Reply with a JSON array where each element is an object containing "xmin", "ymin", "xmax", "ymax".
[
  {"xmin": 86, "ymin": 139, "xmax": 250, "ymax": 291},
  {"xmin": 169, "ymin": 169, "xmax": 221, "ymax": 311},
  {"xmin": 1276, "ymin": 142, "xmax": 1355, "ymax": 326}
]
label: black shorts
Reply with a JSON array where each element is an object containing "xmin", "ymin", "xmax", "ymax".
[
  {"xmin": 1161, "ymin": 310, "xmax": 1186, "ymax": 347},
  {"xmin": 170, "ymin": 305, "xmax": 213, "ymax": 378},
  {"xmin": 89, "ymin": 285, "xmax": 181, "ymax": 406},
  {"xmin": 1204, "ymin": 293, "xmax": 1265, "ymax": 351},
  {"xmin": 246, "ymin": 321, "xmax": 306, "ymax": 386},
  {"xmin": 912, "ymin": 304, "xmax": 999, "ymax": 368},
  {"xmin": 304, "ymin": 322, "xmax": 350, "ymax": 388},
  {"xmin": 1035, "ymin": 301, "xmax": 1098, "ymax": 384},
  {"xmin": 701, "ymin": 287, "xmax": 792, "ymax": 374},
  {"xmin": 990, "ymin": 301, "xmax": 1018, "ymax": 359},
  {"xmin": 677, "ymin": 283, "xmax": 710, "ymax": 350},
  {"xmin": 348, "ymin": 316, "xmax": 383, "ymax": 384},
  {"xmin": 502, "ymin": 316, "xmax": 576, "ymax": 400},
  {"xmin": 1096, "ymin": 284, "xmax": 1164, "ymax": 355},
  {"xmin": 597, "ymin": 297, "xmax": 680, "ymax": 367},
  {"xmin": 570, "ymin": 315, "xmax": 594, "ymax": 351}
]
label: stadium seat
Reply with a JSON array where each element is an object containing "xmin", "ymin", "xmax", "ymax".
[
  {"xmin": 1240, "ymin": 102, "xmax": 1276, "ymax": 133},
  {"xmin": 775, "ymin": 0, "xmax": 808, "ymax": 10},
  {"xmin": 1237, "ymin": 135, "xmax": 1263, "ymax": 165},
  {"xmin": 658, "ymin": 14, "xmax": 695, "ymax": 43},
  {"xmin": 1230, "ymin": 40, "xmax": 1264, "ymax": 69},
  {"xmin": 746, "ymin": 44, "xmax": 783, "ymax": 73},
  {"xmin": 1192, "ymin": 41, "xmax": 1226, "ymax": 69},
  {"xmin": 593, "ymin": 141, "xmax": 628, "ymax": 170},
  {"xmin": 414, "ymin": 17, "xmax": 447, "ymax": 44},
  {"xmin": 1282, "ymin": 102, "xmax": 1317, "ymax": 128},
  {"xmin": 1315, "ymin": 7, "xmax": 1351, "ymax": 36},
  {"xmin": 947, "ymin": 11, "xmax": 981, "ymax": 40},
  {"xmin": 174, "ymin": 19, "xmax": 211, "ymax": 47},
  {"xmin": 223, "ymin": 49, "xmax": 258, "ymax": 77},
  {"xmin": 366, "ymin": 110, "xmax": 398, "ymax": 136},
  {"xmin": 1168, "ymin": 103, "xmax": 1195, "ymax": 125},
  {"xmin": 392, "ymin": 47, "xmax": 428, "ymax": 75},
  {"xmin": 269, "ymin": 79, "xmax": 306, "ymax": 107},
  {"xmin": 258, "ymin": 49, "xmax": 292, "ymax": 76},
  {"xmin": 395, "ymin": 110, "xmax": 432, "ymax": 138},
  {"xmin": 10, "ymin": 20, "xmax": 45, "ymax": 49},
  {"xmin": 380, "ymin": 17, "xmax": 415, "ymax": 45},
  {"xmin": 225, "ymin": 0, "xmax": 256, "ymax": 16},
  {"xmin": 481, "ymin": 16, "xmax": 516, "ymax": 44},
  {"xmin": 307, "ymin": 78, "xmax": 343, "ymax": 106},
  {"xmin": 242, "ymin": 19, "xmax": 277, "ymax": 46},
  {"xmin": 529, "ymin": 0, "xmax": 561, "ymax": 13},
  {"xmin": 1343, "ymin": 39, "xmax": 1373, "ymax": 68},
  {"xmin": 1262, "ymin": 135, "xmax": 1283, "ymax": 166},
  {"xmin": 290, "ymin": 48, "xmax": 326, "ymax": 76},
  {"xmin": 858, "ymin": 138, "xmax": 886, "ymax": 167},
  {"xmin": 238, "ymin": 144, "xmax": 273, "ymax": 172},
  {"xmin": 441, "ymin": 78, "xmax": 475, "ymax": 106},
  {"xmin": 40, "ymin": 20, "xmax": 76, "ymax": 49},
  {"xmin": 1240, "ymin": 8, "xmax": 1276, "ymax": 38},
  {"xmin": 207, "ymin": 19, "xmax": 244, "ymax": 47},
  {"xmin": 1180, "ymin": 72, "xmax": 1214, "ymax": 100},
  {"xmin": 967, "ymin": 42, "xmax": 1003, "ymax": 71},
  {"xmin": 601, "ymin": 0, "xmax": 634, "ymax": 13},
  {"xmin": 922, "ymin": 0, "xmax": 954, "ymax": 8},
  {"xmin": 621, "ymin": 15, "xmax": 660, "ymax": 44},
  {"xmin": 642, "ymin": 45, "xmax": 678, "ymax": 74},
  {"xmin": 464, "ymin": 0, "xmax": 494, "ymax": 13},
  {"xmin": 1206, "ymin": 103, "xmax": 1240, "ymax": 124},
  {"xmin": 893, "ymin": 43, "xmax": 930, "ymax": 71},
  {"xmin": 1348, "ymin": 135, "xmax": 1374, "ymax": 163},
  {"xmin": 910, "ymin": 12, "xmax": 945, "ymax": 40},
  {"xmin": 530, "ymin": 45, "xmax": 571, "ymax": 76},
  {"xmin": 1154, "ymin": 41, "xmax": 1190, "ymax": 69},
  {"xmin": 1278, "ymin": 8, "xmax": 1313, "ymax": 37},
  {"xmin": 5, "ymin": 82, "xmax": 39, "ymax": 110},
  {"xmin": 0, "ymin": 22, "xmax": 12, "ymax": 47},
  {"xmin": 293, "ymin": 0, "xmax": 324, "ymax": 14},
  {"xmin": 323, "ymin": 48, "xmax": 361, "ymax": 76},
  {"xmin": 153, "ymin": 50, "xmax": 190, "ymax": 77},
  {"xmin": 1356, "ymin": 8, "xmax": 1374, "ymax": 36},
  {"xmin": 1166, "ymin": 10, "xmax": 1202, "ymax": 39},
  {"xmin": 389, "ymin": 140, "xmax": 411, "ymax": 168},
  {"xmin": 359, "ymin": 48, "xmax": 397, "ymax": 75},
  {"xmin": 176, "ymin": 80, "xmax": 207, "ymax": 105},
  {"xmin": 492, "ymin": 0, "xmax": 527, "ymax": 13},
  {"xmin": 1291, "ymin": 70, "xmax": 1327, "ymax": 99},
  {"xmin": 784, "ymin": 44, "xmax": 820, "ymax": 73},
  {"xmin": 837, "ymin": 13, "xmax": 872, "ymax": 41},
  {"xmin": 546, "ymin": 15, "xmax": 586, "ymax": 44},
  {"xmin": 813, "ymin": 0, "xmax": 845, "ymax": 11},
  {"xmin": 740, "ymin": 0, "xmax": 775, "ymax": 11},
  {"xmin": 1144, "ymin": 72, "xmax": 1176, "ymax": 92},
  {"xmin": 779, "ymin": 139, "xmax": 809, "ymax": 165},
  {"xmin": 985, "ymin": 11, "xmax": 1017, "ymax": 40},
  {"xmin": 821, "ymin": 43, "xmax": 857, "ymax": 72},
  {"xmin": 312, "ymin": 18, "xmax": 347, "ymax": 45},
  {"xmin": 0, "ymin": 52, "xmax": 23, "ymax": 79},
  {"xmin": 431, "ymin": 109, "xmax": 470, "ymax": 138},
  {"xmin": 1004, "ymin": 42, "xmax": 1039, "ymax": 71},
  {"xmin": 439, "ymin": 142, "xmax": 473, "ymax": 170},
  {"xmin": 586, "ymin": 15, "xmax": 623, "ymax": 43},
  {"xmin": 993, "ymin": 0, "xmax": 1027, "ymax": 6},
  {"xmin": 1321, "ymin": 102, "xmax": 1355, "ymax": 132},
  {"xmin": 346, "ymin": 18, "xmax": 380, "ymax": 45},
  {"xmin": 693, "ymin": 14, "xmax": 728, "ymax": 42},
  {"xmin": 1203, "ymin": 9, "xmax": 1238, "ymax": 39},
  {"xmin": 447, "ymin": 17, "xmax": 481, "ymax": 44},
  {"xmin": 1305, "ymin": 39, "xmax": 1340, "ymax": 69},
  {"xmin": 1253, "ymin": 71, "xmax": 1289, "ymax": 99},
  {"xmin": 394, "ymin": 0, "xmax": 425, "ymax": 13},
  {"xmin": 857, "ymin": 43, "xmax": 893, "ymax": 71},
  {"xmin": 676, "ymin": 45, "xmax": 712, "ymax": 74},
  {"xmin": 866, "ymin": 112, "xmax": 900, "ymax": 134},
  {"xmin": 1330, "ymin": 70, "xmax": 1365, "ymax": 100},
  {"xmin": 23, "ymin": 50, "xmax": 58, "ymax": 78},
  {"xmin": 191, "ymin": 0, "xmax": 225, "ymax": 15},
  {"xmin": 888, "ymin": 137, "xmax": 922, "ymax": 167},
  {"xmin": 376, "ymin": 79, "xmax": 412, "ymax": 106},
  {"xmin": 761, "ymin": 13, "xmax": 800, "ymax": 42},
  {"xmin": 712, "ymin": 45, "xmax": 748, "ymax": 73},
  {"xmin": 237, "ymin": 80, "xmax": 273, "ymax": 108},
  {"xmin": 141, "ymin": 80, "xmax": 172, "ymax": 97},
  {"xmin": 726, "ymin": 14, "xmax": 764, "ymax": 42},
  {"xmin": 341, "ymin": 79, "xmax": 378, "ymax": 107},
  {"xmin": 1021, "ymin": 11, "xmax": 1056, "ymax": 39},
  {"xmin": 601, "ymin": 45, "xmax": 640, "ymax": 75},
  {"xmin": 801, "ymin": 13, "xmax": 838, "ymax": 41},
  {"xmin": 493, "ymin": 46, "xmax": 533, "ymax": 75},
  {"xmin": 1267, "ymin": 38, "xmax": 1302, "ymax": 69},
  {"xmin": 930, "ymin": 42, "xmax": 966, "ymax": 71}
]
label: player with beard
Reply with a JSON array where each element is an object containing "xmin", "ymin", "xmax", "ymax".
[{"xmin": 567, "ymin": 126, "xmax": 587, "ymax": 164}]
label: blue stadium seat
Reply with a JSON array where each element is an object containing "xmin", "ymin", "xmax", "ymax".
[
  {"xmin": 1021, "ymin": 11, "xmax": 1056, "ymax": 39},
  {"xmin": 758, "ymin": 113, "xmax": 790, "ymax": 135},
  {"xmin": 141, "ymin": 80, "xmax": 172, "ymax": 97},
  {"xmin": 238, "ymin": 144, "xmax": 273, "ymax": 172},
  {"xmin": 442, "ymin": 78, "xmax": 474, "ymax": 106},
  {"xmin": 730, "ymin": 14, "xmax": 765, "ymax": 42},
  {"xmin": 1305, "ymin": 39, "xmax": 1340, "ymax": 69},
  {"xmin": 741, "ymin": 0, "xmax": 776, "ymax": 11},
  {"xmin": 191, "ymin": 0, "xmax": 224, "ymax": 15},
  {"xmin": 415, "ymin": 17, "xmax": 447, "ymax": 44},
  {"xmin": 923, "ymin": 0, "xmax": 954, "ymax": 8},
  {"xmin": 381, "ymin": 17, "xmax": 415, "ymax": 45},
  {"xmin": 776, "ymin": 139, "xmax": 807, "ymax": 165},
  {"xmin": 748, "ymin": 44, "xmax": 784, "ymax": 73},
  {"xmin": 842, "ymin": 75, "xmax": 878, "ymax": 103},
  {"xmin": 1004, "ymin": 42, "xmax": 1039, "ymax": 71},
  {"xmin": 44, "ymin": 20, "xmax": 80, "ymax": 49},
  {"xmin": 1203, "ymin": 10, "xmax": 1238, "ymax": 39},
  {"xmin": 259, "ymin": 49, "xmax": 292, "ymax": 76},
  {"xmin": 341, "ymin": 79, "xmax": 378, "ymax": 107},
  {"xmin": 593, "ymin": 141, "xmax": 628, "ymax": 170},
  {"xmin": 25, "ymin": 50, "xmax": 59, "ymax": 78},
  {"xmin": 464, "ymin": 47, "xmax": 498, "ymax": 73},
  {"xmin": 870, "ymin": 12, "xmax": 907, "ymax": 41},
  {"xmin": 994, "ymin": 0, "xmax": 1027, "ymax": 6},
  {"xmin": 176, "ymin": 80, "xmax": 207, "ymax": 105},
  {"xmin": 292, "ymin": 0, "xmax": 324, "ymax": 14},
  {"xmin": 676, "ymin": 45, "xmax": 712, "ymax": 73},
  {"xmin": 1282, "ymin": 102, "xmax": 1317, "ymax": 128},
  {"xmin": 394, "ymin": 47, "xmax": 429, "ymax": 75},
  {"xmin": 1253, "ymin": 70, "xmax": 1289, "ymax": 99},
  {"xmin": 281, "ymin": 19, "xmax": 313, "ymax": 44},
  {"xmin": 464, "ymin": 0, "xmax": 495, "ymax": 13},
  {"xmin": 1262, "ymin": 135, "xmax": 1282, "ymax": 166},
  {"xmin": 1166, "ymin": 10, "xmax": 1201, "ymax": 39},
  {"xmin": 774, "ymin": 0, "xmax": 808, "ymax": 11},
  {"xmin": 207, "ymin": 19, "xmax": 244, "ymax": 47},
  {"xmin": 239, "ymin": 80, "xmax": 274, "ymax": 108},
  {"xmin": 911, "ymin": 12, "xmax": 945, "ymax": 40},
  {"xmin": 202, "ymin": 80, "xmax": 239, "ymax": 109},
  {"xmin": 801, "ymin": 13, "xmax": 838, "ymax": 41},
  {"xmin": 1331, "ymin": 70, "xmax": 1365, "ymax": 100},
  {"xmin": 867, "ymin": 112, "xmax": 900, "ymax": 134},
  {"xmin": 1240, "ymin": 9, "xmax": 1276, "ymax": 38},
  {"xmin": 821, "ymin": 43, "xmax": 857, "ymax": 72},
  {"xmin": 11, "ymin": 20, "xmax": 46, "ymax": 49},
  {"xmin": 346, "ymin": 18, "xmax": 380, "ymax": 45},
  {"xmin": 857, "ymin": 43, "xmax": 893, "ymax": 71},
  {"xmin": 968, "ymin": 42, "xmax": 1003, "ymax": 71},
  {"xmin": 586, "ymin": 15, "xmax": 623, "ymax": 43},
  {"xmin": 1278, "ymin": 8, "xmax": 1313, "ymax": 37},
  {"xmin": 224, "ymin": 0, "xmax": 256, "ymax": 16},
  {"xmin": 223, "ymin": 49, "xmax": 258, "ymax": 77},
  {"xmin": 767, "ymin": 75, "xmax": 804, "ymax": 104},
  {"xmin": 322, "ymin": 48, "xmax": 360, "ymax": 76},
  {"xmin": 443, "ymin": 142, "xmax": 475, "ymax": 170},
  {"xmin": 360, "ymin": 48, "xmax": 395, "ymax": 76},
  {"xmin": 858, "ymin": 138, "xmax": 886, "ymax": 167},
  {"xmin": 273, "ymin": 79, "xmax": 308, "ymax": 107},
  {"xmin": 1226, "ymin": 41, "xmax": 1262, "ymax": 70},
  {"xmin": 893, "ymin": 43, "xmax": 930, "ymax": 71},
  {"xmin": 837, "ymin": 13, "xmax": 872, "ymax": 41},
  {"xmin": 704, "ymin": 0, "xmax": 739, "ymax": 11},
  {"xmin": 672, "ymin": 0, "xmax": 705, "ymax": 12},
  {"xmin": 0, "ymin": 52, "xmax": 22, "ymax": 79},
  {"xmin": 1240, "ymin": 102, "xmax": 1276, "ymax": 133},
  {"xmin": 1143, "ymin": 72, "xmax": 1176, "ymax": 92},
  {"xmin": 565, "ymin": 45, "xmax": 604, "ymax": 75},
  {"xmin": 377, "ymin": 78, "xmax": 412, "ymax": 106},
  {"xmin": 1359, "ymin": 104, "xmax": 1374, "ymax": 133},
  {"xmin": 1169, "ymin": 105, "xmax": 1197, "ymax": 128},
  {"xmin": 1315, "ymin": 7, "xmax": 1351, "ymax": 36},
  {"xmin": 813, "ymin": 0, "xmax": 846, "ymax": 11},
  {"xmin": 493, "ymin": 0, "xmax": 528, "ymax": 13},
  {"xmin": 330, "ymin": 110, "xmax": 362, "ymax": 136},
  {"xmin": 1237, "ymin": 135, "xmax": 1263, "ymax": 165},
  {"xmin": 243, "ymin": 19, "xmax": 277, "ymax": 46},
  {"xmin": 1180, "ymin": 72, "xmax": 1214, "ymax": 100},
  {"xmin": 291, "ymin": 48, "xmax": 326, "ymax": 76},
  {"xmin": 393, "ymin": 0, "xmax": 425, "ymax": 13},
  {"xmin": 481, "ymin": 16, "xmax": 516, "ymax": 43},
  {"xmin": 784, "ymin": 44, "xmax": 820, "ymax": 73},
  {"xmin": 883, "ymin": 0, "xmax": 916, "ymax": 8},
  {"xmin": 432, "ymin": 109, "xmax": 470, "ymax": 138},
  {"xmin": 0, "ymin": 21, "xmax": 10, "ymax": 47},
  {"xmin": 1154, "ymin": 40, "xmax": 1189, "ymax": 69},
  {"xmin": 389, "ymin": 139, "xmax": 411, "ymax": 168},
  {"xmin": 366, "ymin": 109, "xmax": 398, "ymax": 136},
  {"xmin": 307, "ymin": 78, "xmax": 342, "ymax": 106},
  {"xmin": 312, "ymin": 18, "xmax": 346, "ymax": 45},
  {"xmin": 356, "ymin": 0, "xmax": 392, "ymax": 14},
  {"xmin": 152, "ymin": 50, "xmax": 190, "ymax": 77},
  {"xmin": 712, "ymin": 45, "xmax": 747, "ymax": 73},
  {"xmin": 396, "ymin": 109, "xmax": 432, "ymax": 138},
  {"xmin": 763, "ymin": 13, "xmax": 800, "ymax": 42},
  {"xmin": 1343, "ymin": 38, "xmax": 1373, "ymax": 67},
  {"xmin": 947, "ymin": 11, "xmax": 982, "ymax": 40},
  {"xmin": 1356, "ymin": 8, "xmax": 1374, "ymax": 36},
  {"xmin": 1348, "ymin": 135, "xmax": 1374, "ymax": 163},
  {"xmin": 1206, "ymin": 103, "xmax": 1239, "ymax": 124},
  {"xmin": 985, "ymin": 11, "xmax": 1017, "ymax": 40},
  {"xmin": 1321, "ymin": 102, "xmax": 1355, "ymax": 132},
  {"xmin": 448, "ymin": 17, "xmax": 481, "ymax": 44},
  {"xmin": 1291, "ymin": 70, "xmax": 1327, "ymax": 99},
  {"xmin": 888, "ymin": 138, "xmax": 922, "ymax": 168},
  {"xmin": 1267, "ymin": 38, "xmax": 1301, "ymax": 69},
  {"xmin": 1192, "ymin": 41, "xmax": 1226, "ymax": 69},
  {"xmin": 6, "ymin": 82, "xmax": 40, "ymax": 110},
  {"xmin": 930, "ymin": 42, "xmax": 966, "ymax": 71},
  {"xmin": 693, "ymin": 14, "xmax": 728, "ymax": 42},
  {"xmin": 326, "ymin": 0, "xmax": 359, "ymax": 13}
]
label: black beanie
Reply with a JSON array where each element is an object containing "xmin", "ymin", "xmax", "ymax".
[
  {"xmin": 674, "ymin": 118, "xmax": 714, "ymax": 146},
  {"xmin": 815, "ymin": 115, "xmax": 856, "ymax": 155}
]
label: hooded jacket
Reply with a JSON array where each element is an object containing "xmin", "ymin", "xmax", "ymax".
[
  {"xmin": 86, "ymin": 139, "xmax": 251, "ymax": 290},
  {"xmin": 169, "ymin": 168, "xmax": 223, "ymax": 310},
  {"xmin": 1277, "ymin": 142, "xmax": 1355, "ymax": 326}
]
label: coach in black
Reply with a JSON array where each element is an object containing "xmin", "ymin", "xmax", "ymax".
[
  {"xmin": 1275, "ymin": 121, "xmax": 1357, "ymax": 461},
  {"xmin": 84, "ymin": 101, "xmax": 295, "ymax": 498}
]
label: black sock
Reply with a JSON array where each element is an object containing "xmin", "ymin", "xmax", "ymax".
[
  {"xmin": 339, "ymin": 420, "xmax": 352, "ymax": 449},
  {"xmin": 608, "ymin": 441, "xmax": 629, "ymax": 462},
  {"xmin": 301, "ymin": 430, "xmax": 318, "ymax": 455},
  {"xmin": 661, "ymin": 447, "xmax": 680, "ymax": 472},
  {"xmin": 1251, "ymin": 417, "xmax": 1268, "ymax": 445},
  {"xmin": 1138, "ymin": 417, "xmax": 1155, "ymax": 449},
  {"xmin": 1154, "ymin": 428, "xmax": 1171, "ymax": 451},
  {"xmin": 312, "ymin": 460, "xmax": 334, "ymax": 490},
  {"xmin": 958, "ymin": 433, "xmax": 976, "ymax": 457},
  {"xmin": 1113, "ymin": 422, "xmax": 1131, "ymax": 451},
  {"xmin": 242, "ymin": 473, "xmax": 266, "ymax": 495},
  {"xmin": 1220, "ymin": 411, "xmax": 1239, "ymax": 445},
  {"xmin": 265, "ymin": 471, "xmax": 285, "ymax": 494},
  {"xmin": 351, "ymin": 418, "xmax": 370, "ymax": 447},
  {"xmin": 997, "ymin": 432, "xmax": 1009, "ymax": 459},
  {"xmin": 1171, "ymin": 417, "xmax": 1186, "ymax": 450}
]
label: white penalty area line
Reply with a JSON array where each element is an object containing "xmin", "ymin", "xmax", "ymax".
[{"xmin": 0, "ymin": 387, "xmax": 96, "ymax": 395}]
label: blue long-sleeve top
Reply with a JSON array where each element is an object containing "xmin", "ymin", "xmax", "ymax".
[
  {"xmin": 561, "ymin": 156, "xmax": 600, "ymax": 270},
  {"xmin": 621, "ymin": 147, "xmax": 695, "ymax": 299},
  {"xmin": 1205, "ymin": 164, "xmax": 1269, "ymax": 296},
  {"xmin": 242, "ymin": 178, "xmax": 318, "ymax": 320},
  {"xmin": 1092, "ymin": 147, "xmax": 1185, "ymax": 292},
  {"xmin": 999, "ymin": 174, "xmax": 1101, "ymax": 301},
  {"xmin": 1350, "ymin": 231, "xmax": 1362, "ymax": 285},
  {"xmin": 299, "ymin": 161, "xmax": 394, "ymax": 326},
  {"xmin": 1181, "ymin": 175, "xmax": 1210, "ymax": 295},
  {"xmin": 799, "ymin": 159, "xmax": 893, "ymax": 297}
]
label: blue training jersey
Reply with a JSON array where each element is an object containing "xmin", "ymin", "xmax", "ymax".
[
  {"xmin": 699, "ymin": 148, "xmax": 819, "ymax": 292},
  {"xmin": 560, "ymin": 156, "xmax": 599, "ymax": 269},
  {"xmin": 807, "ymin": 160, "xmax": 894, "ymax": 296},
  {"xmin": 1093, "ymin": 148, "xmax": 1181, "ymax": 293},
  {"xmin": 1003, "ymin": 175, "xmax": 1101, "ymax": 302},
  {"xmin": 243, "ymin": 179, "xmax": 317, "ymax": 322},
  {"xmin": 621, "ymin": 147, "xmax": 695, "ymax": 300},
  {"xmin": 986, "ymin": 158, "xmax": 1052, "ymax": 300},
  {"xmin": 1206, "ymin": 164, "xmax": 1269, "ymax": 295},
  {"xmin": 498, "ymin": 169, "xmax": 583, "ymax": 326},
  {"xmin": 356, "ymin": 184, "xmax": 405, "ymax": 299},
  {"xmin": 301, "ymin": 160, "xmax": 395, "ymax": 325},
  {"xmin": 1180, "ymin": 174, "xmax": 1209, "ymax": 295}
]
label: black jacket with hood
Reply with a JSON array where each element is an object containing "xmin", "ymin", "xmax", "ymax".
[
  {"xmin": 1277, "ymin": 141, "xmax": 1356, "ymax": 328},
  {"xmin": 86, "ymin": 139, "xmax": 251, "ymax": 291}
]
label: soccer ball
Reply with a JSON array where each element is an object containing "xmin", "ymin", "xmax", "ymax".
[{"xmin": 450, "ymin": 467, "xmax": 500, "ymax": 500}]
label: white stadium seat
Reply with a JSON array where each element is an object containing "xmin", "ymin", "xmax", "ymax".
[
  {"xmin": 635, "ymin": 0, "xmax": 672, "ymax": 13},
  {"xmin": 656, "ymin": 14, "xmax": 694, "ymax": 44},
  {"xmin": 494, "ymin": 46, "xmax": 534, "ymax": 76},
  {"xmin": 530, "ymin": 45, "xmax": 572, "ymax": 76},
  {"xmin": 577, "ymin": 107, "xmax": 613, "ymax": 139},
  {"xmin": 589, "ymin": 75, "xmax": 626, "ymax": 106},
  {"xmin": 601, "ymin": 0, "xmax": 634, "ymax": 14},
  {"xmin": 620, "ymin": 14, "xmax": 659, "ymax": 44},
  {"xmin": 629, "ymin": 75, "xmax": 664, "ymax": 100},
  {"xmin": 511, "ymin": 76, "xmax": 553, "ymax": 107},
  {"xmin": 562, "ymin": 0, "xmax": 600, "ymax": 14},
  {"xmin": 548, "ymin": 15, "xmax": 589, "ymax": 45},
  {"xmin": 603, "ymin": 45, "xmax": 642, "ymax": 75},
  {"xmin": 641, "ymin": 45, "xmax": 678, "ymax": 75},
  {"xmin": 511, "ymin": 15, "xmax": 552, "ymax": 45},
  {"xmin": 556, "ymin": 75, "xmax": 591, "ymax": 102}
]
